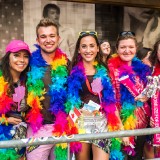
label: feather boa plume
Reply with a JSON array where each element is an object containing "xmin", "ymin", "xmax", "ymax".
[
  {"xmin": 27, "ymin": 46, "xmax": 70, "ymax": 160},
  {"xmin": 108, "ymin": 56, "xmax": 150, "ymax": 156},
  {"xmin": 65, "ymin": 61, "xmax": 123, "ymax": 159}
]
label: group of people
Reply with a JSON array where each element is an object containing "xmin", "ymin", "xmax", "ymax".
[{"xmin": 0, "ymin": 17, "xmax": 159, "ymax": 160}]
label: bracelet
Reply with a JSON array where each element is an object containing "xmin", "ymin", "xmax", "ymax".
[{"xmin": 0, "ymin": 114, "xmax": 8, "ymax": 125}]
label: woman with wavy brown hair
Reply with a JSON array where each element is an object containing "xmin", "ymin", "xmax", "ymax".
[{"xmin": 0, "ymin": 40, "xmax": 30, "ymax": 160}]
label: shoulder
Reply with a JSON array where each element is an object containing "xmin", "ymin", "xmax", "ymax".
[
  {"xmin": 132, "ymin": 57, "xmax": 151, "ymax": 74},
  {"xmin": 108, "ymin": 55, "xmax": 121, "ymax": 70}
]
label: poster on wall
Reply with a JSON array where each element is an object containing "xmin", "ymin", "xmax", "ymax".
[
  {"xmin": 95, "ymin": 4, "xmax": 160, "ymax": 50},
  {"xmin": 23, "ymin": 0, "xmax": 95, "ymax": 59},
  {"xmin": 0, "ymin": 0, "xmax": 160, "ymax": 57}
]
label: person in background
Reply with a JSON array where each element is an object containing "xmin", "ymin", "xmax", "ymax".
[
  {"xmin": 26, "ymin": 18, "xmax": 70, "ymax": 160},
  {"xmin": 0, "ymin": 39, "xmax": 30, "ymax": 160},
  {"xmin": 43, "ymin": 3, "xmax": 75, "ymax": 61},
  {"xmin": 136, "ymin": 47, "xmax": 152, "ymax": 68},
  {"xmin": 136, "ymin": 39, "xmax": 160, "ymax": 159},
  {"xmin": 99, "ymin": 39, "xmax": 112, "ymax": 63},
  {"xmin": 65, "ymin": 31, "xmax": 126, "ymax": 160},
  {"xmin": 108, "ymin": 31, "xmax": 151, "ymax": 160}
]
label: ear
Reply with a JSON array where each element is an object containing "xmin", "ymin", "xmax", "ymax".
[
  {"xmin": 36, "ymin": 37, "xmax": 40, "ymax": 45},
  {"xmin": 58, "ymin": 36, "xmax": 61, "ymax": 42}
]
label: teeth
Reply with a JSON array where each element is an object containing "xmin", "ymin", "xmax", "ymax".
[
  {"xmin": 85, "ymin": 54, "xmax": 92, "ymax": 56},
  {"xmin": 46, "ymin": 44, "xmax": 52, "ymax": 47}
]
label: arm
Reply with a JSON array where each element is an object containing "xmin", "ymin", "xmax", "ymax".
[
  {"xmin": 135, "ymin": 76, "xmax": 159, "ymax": 102},
  {"xmin": 7, "ymin": 117, "xmax": 22, "ymax": 125},
  {"xmin": 0, "ymin": 114, "xmax": 22, "ymax": 125}
]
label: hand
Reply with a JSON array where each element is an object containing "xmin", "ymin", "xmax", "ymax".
[
  {"xmin": 150, "ymin": 117, "xmax": 154, "ymax": 128},
  {"xmin": 135, "ymin": 94, "xmax": 148, "ymax": 102},
  {"xmin": 143, "ymin": 15, "xmax": 160, "ymax": 48},
  {"xmin": 122, "ymin": 137, "xmax": 130, "ymax": 146},
  {"xmin": 79, "ymin": 109, "xmax": 93, "ymax": 116},
  {"xmin": 7, "ymin": 117, "xmax": 22, "ymax": 125}
]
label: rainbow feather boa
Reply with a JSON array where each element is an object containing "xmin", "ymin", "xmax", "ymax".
[
  {"xmin": 27, "ymin": 46, "xmax": 71, "ymax": 160},
  {"xmin": 109, "ymin": 56, "xmax": 150, "ymax": 155},
  {"xmin": 0, "ymin": 70, "xmax": 20, "ymax": 159},
  {"xmin": 65, "ymin": 61, "xmax": 124, "ymax": 160}
]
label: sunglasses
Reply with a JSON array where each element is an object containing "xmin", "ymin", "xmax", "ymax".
[
  {"xmin": 79, "ymin": 31, "xmax": 97, "ymax": 37},
  {"xmin": 119, "ymin": 31, "xmax": 135, "ymax": 37}
]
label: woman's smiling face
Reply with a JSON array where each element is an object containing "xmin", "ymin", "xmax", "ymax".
[
  {"xmin": 117, "ymin": 38, "xmax": 137, "ymax": 65},
  {"xmin": 78, "ymin": 35, "xmax": 99, "ymax": 63},
  {"xmin": 9, "ymin": 50, "xmax": 29, "ymax": 74}
]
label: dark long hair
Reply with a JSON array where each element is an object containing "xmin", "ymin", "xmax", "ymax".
[
  {"xmin": 149, "ymin": 39, "xmax": 160, "ymax": 66},
  {"xmin": 99, "ymin": 38, "xmax": 113, "ymax": 60},
  {"xmin": 1, "ymin": 52, "xmax": 30, "ymax": 96},
  {"xmin": 70, "ymin": 33, "xmax": 107, "ymax": 73},
  {"xmin": 137, "ymin": 47, "xmax": 152, "ymax": 60}
]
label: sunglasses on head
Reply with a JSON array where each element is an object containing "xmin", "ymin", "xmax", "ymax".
[
  {"xmin": 79, "ymin": 31, "xmax": 97, "ymax": 37},
  {"xmin": 119, "ymin": 31, "xmax": 135, "ymax": 37}
]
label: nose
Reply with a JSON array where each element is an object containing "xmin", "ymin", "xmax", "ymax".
[
  {"xmin": 86, "ymin": 46, "xmax": 91, "ymax": 52},
  {"xmin": 55, "ymin": 14, "xmax": 59, "ymax": 19},
  {"xmin": 124, "ymin": 47, "xmax": 130, "ymax": 53},
  {"xmin": 20, "ymin": 56, "xmax": 24, "ymax": 62},
  {"xmin": 46, "ymin": 37, "xmax": 51, "ymax": 43}
]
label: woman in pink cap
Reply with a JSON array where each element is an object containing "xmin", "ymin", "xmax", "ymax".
[{"xmin": 0, "ymin": 40, "xmax": 30, "ymax": 160}]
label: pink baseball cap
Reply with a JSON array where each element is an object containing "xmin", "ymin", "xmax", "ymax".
[{"xmin": 5, "ymin": 40, "xmax": 31, "ymax": 55}]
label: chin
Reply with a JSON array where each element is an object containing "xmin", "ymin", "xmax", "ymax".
[
  {"xmin": 16, "ymin": 68, "xmax": 26, "ymax": 72},
  {"xmin": 83, "ymin": 59, "xmax": 94, "ymax": 63}
]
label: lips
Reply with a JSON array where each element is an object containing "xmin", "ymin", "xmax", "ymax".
[
  {"xmin": 16, "ymin": 64, "xmax": 26, "ymax": 68},
  {"xmin": 103, "ymin": 49, "xmax": 109, "ymax": 53},
  {"xmin": 45, "ymin": 44, "xmax": 53, "ymax": 48},
  {"xmin": 85, "ymin": 54, "xmax": 93, "ymax": 57}
]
